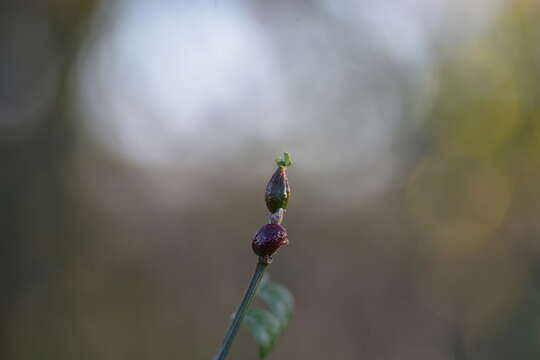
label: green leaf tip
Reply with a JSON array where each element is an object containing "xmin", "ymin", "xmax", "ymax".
[{"xmin": 274, "ymin": 152, "xmax": 293, "ymax": 168}]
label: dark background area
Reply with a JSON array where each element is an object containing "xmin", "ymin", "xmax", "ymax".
[{"xmin": 2, "ymin": 0, "xmax": 540, "ymax": 359}]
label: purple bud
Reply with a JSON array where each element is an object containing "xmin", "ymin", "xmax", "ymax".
[{"xmin": 265, "ymin": 167, "xmax": 291, "ymax": 213}]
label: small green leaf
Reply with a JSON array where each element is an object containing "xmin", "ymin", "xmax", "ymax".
[
  {"xmin": 247, "ymin": 308, "xmax": 281, "ymax": 340},
  {"xmin": 243, "ymin": 313, "xmax": 271, "ymax": 349},
  {"xmin": 243, "ymin": 278, "xmax": 294, "ymax": 359},
  {"xmin": 274, "ymin": 152, "xmax": 293, "ymax": 168},
  {"xmin": 244, "ymin": 308, "xmax": 282, "ymax": 358},
  {"xmin": 259, "ymin": 282, "xmax": 294, "ymax": 326},
  {"xmin": 263, "ymin": 283, "xmax": 294, "ymax": 309}
]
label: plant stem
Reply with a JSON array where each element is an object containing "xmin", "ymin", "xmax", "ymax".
[{"xmin": 214, "ymin": 262, "xmax": 268, "ymax": 360}]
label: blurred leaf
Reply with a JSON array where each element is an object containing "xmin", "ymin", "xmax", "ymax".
[
  {"xmin": 247, "ymin": 308, "xmax": 281, "ymax": 338},
  {"xmin": 243, "ymin": 276, "xmax": 294, "ymax": 359},
  {"xmin": 244, "ymin": 311, "xmax": 272, "ymax": 357},
  {"xmin": 244, "ymin": 308, "xmax": 280, "ymax": 358},
  {"xmin": 259, "ymin": 281, "xmax": 294, "ymax": 326}
]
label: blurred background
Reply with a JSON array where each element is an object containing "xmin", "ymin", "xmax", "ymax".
[{"xmin": 2, "ymin": 0, "xmax": 540, "ymax": 359}]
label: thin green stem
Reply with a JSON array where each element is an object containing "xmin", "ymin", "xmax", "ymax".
[{"xmin": 214, "ymin": 262, "xmax": 268, "ymax": 360}]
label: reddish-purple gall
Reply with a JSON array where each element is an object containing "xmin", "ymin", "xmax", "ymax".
[{"xmin": 252, "ymin": 224, "xmax": 289, "ymax": 258}]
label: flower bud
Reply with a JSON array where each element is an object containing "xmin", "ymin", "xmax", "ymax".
[
  {"xmin": 265, "ymin": 167, "xmax": 291, "ymax": 213},
  {"xmin": 252, "ymin": 224, "xmax": 289, "ymax": 258}
]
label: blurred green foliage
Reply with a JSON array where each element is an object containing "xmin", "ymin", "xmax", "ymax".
[{"xmin": 244, "ymin": 274, "xmax": 294, "ymax": 358}]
